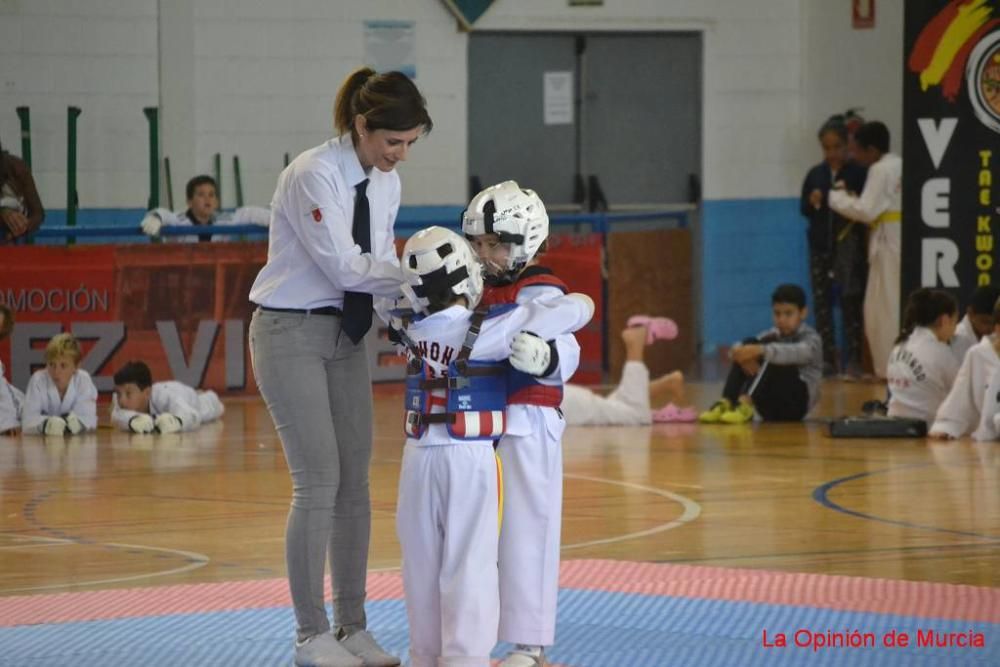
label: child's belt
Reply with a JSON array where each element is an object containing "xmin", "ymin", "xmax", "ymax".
[
  {"xmin": 873, "ymin": 210, "xmax": 901, "ymax": 228},
  {"xmin": 837, "ymin": 210, "xmax": 901, "ymax": 242}
]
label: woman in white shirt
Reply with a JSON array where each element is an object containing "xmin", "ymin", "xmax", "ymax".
[
  {"xmin": 887, "ymin": 289, "xmax": 960, "ymax": 424},
  {"xmin": 248, "ymin": 67, "xmax": 431, "ymax": 667}
]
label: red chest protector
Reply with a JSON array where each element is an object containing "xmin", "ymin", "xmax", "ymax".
[
  {"xmin": 481, "ymin": 266, "xmax": 569, "ymax": 407},
  {"xmin": 480, "ymin": 266, "xmax": 569, "ymax": 307}
]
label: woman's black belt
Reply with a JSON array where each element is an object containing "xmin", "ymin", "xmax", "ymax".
[{"xmin": 257, "ymin": 305, "xmax": 343, "ymax": 316}]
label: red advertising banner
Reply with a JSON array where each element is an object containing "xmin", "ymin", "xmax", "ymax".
[
  {"xmin": 0, "ymin": 243, "xmax": 264, "ymax": 395},
  {"xmin": 0, "ymin": 234, "xmax": 604, "ymax": 394}
]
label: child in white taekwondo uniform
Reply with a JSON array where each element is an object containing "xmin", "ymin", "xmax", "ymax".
[
  {"xmin": 0, "ymin": 305, "xmax": 25, "ymax": 436},
  {"xmin": 393, "ymin": 227, "xmax": 594, "ymax": 667},
  {"xmin": 947, "ymin": 286, "xmax": 999, "ymax": 362},
  {"xmin": 930, "ymin": 296, "xmax": 1000, "ymax": 439},
  {"xmin": 973, "ymin": 362, "xmax": 1000, "ymax": 441},
  {"xmin": 462, "ymin": 182, "xmax": 580, "ymax": 666},
  {"xmin": 887, "ymin": 289, "xmax": 961, "ymax": 425},
  {"xmin": 110, "ymin": 360, "xmax": 224, "ymax": 434},
  {"xmin": 561, "ymin": 317, "xmax": 697, "ymax": 426},
  {"xmin": 828, "ymin": 121, "xmax": 901, "ymax": 379},
  {"xmin": 139, "ymin": 175, "xmax": 269, "ymax": 243},
  {"xmin": 21, "ymin": 333, "xmax": 98, "ymax": 435}
]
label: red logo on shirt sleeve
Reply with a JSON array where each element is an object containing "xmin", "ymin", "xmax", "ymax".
[{"xmin": 311, "ymin": 207, "xmax": 323, "ymax": 223}]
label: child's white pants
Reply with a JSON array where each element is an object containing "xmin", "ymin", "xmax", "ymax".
[
  {"xmin": 496, "ymin": 406, "xmax": 565, "ymax": 646},
  {"xmin": 397, "ymin": 441, "xmax": 499, "ymax": 667}
]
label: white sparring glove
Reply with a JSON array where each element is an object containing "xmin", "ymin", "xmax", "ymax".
[
  {"xmin": 128, "ymin": 414, "xmax": 156, "ymax": 434},
  {"xmin": 43, "ymin": 416, "xmax": 68, "ymax": 436},
  {"xmin": 510, "ymin": 331, "xmax": 557, "ymax": 377},
  {"xmin": 140, "ymin": 212, "xmax": 163, "ymax": 237},
  {"xmin": 65, "ymin": 413, "xmax": 84, "ymax": 435},
  {"xmin": 155, "ymin": 413, "xmax": 183, "ymax": 434}
]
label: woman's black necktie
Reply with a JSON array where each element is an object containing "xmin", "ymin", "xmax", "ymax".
[{"xmin": 342, "ymin": 179, "xmax": 373, "ymax": 344}]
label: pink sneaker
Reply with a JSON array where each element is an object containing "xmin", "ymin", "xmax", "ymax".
[
  {"xmin": 627, "ymin": 315, "xmax": 679, "ymax": 344},
  {"xmin": 651, "ymin": 402, "xmax": 698, "ymax": 423}
]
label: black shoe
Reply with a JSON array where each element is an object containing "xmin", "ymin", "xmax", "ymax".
[{"xmin": 861, "ymin": 400, "xmax": 888, "ymax": 416}]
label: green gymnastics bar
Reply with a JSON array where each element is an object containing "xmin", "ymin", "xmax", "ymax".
[
  {"xmin": 15, "ymin": 106, "xmax": 31, "ymax": 168},
  {"xmin": 213, "ymin": 153, "xmax": 222, "ymax": 206},
  {"xmin": 164, "ymin": 156, "xmax": 174, "ymax": 210},
  {"xmin": 143, "ymin": 107, "xmax": 159, "ymax": 210},
  {"xmin": 233, "ymin": 155, "xmax": 244, "ymax": 207},
  {"xmin": 66, "ymin": 106, "xmax": 82, "ymax": 244}
]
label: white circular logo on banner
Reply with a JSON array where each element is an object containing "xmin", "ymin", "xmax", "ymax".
[{"xmin": 966, "ymin": 29, "xmax": 1000, "ymax": 134}]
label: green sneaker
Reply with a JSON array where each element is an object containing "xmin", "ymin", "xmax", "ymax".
[
  {"xmin": 698, "ymin": 399, "xmax": 731, "ymax": 423},
  {"xmin": 720, "ymin": 402, "xmax": 754, "ymax": 424}
]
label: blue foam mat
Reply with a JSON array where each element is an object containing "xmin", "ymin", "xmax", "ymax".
[{"xmin": 1, "ymin": 589, "xmax": 996, "ymax": 666}]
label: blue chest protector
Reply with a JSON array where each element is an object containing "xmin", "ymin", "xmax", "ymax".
[{"xmin": 403, "ymin": 305, "xmax": 513, "ymax": 440}]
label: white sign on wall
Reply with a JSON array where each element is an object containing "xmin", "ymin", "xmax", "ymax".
[
  {"xmin": 543, "ymin": 71, "xmax": 574, "ymax": 125},
  {"xmin": 364, "ymin": 20, "xmax": 416, "ymax": 79}
]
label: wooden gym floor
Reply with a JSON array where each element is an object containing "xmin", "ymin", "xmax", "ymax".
[
  {"xmin": 1, "ymin": 378, "xmax": 996, "ymax": 593},
  {"xmin": 0, "ymin": 379, "xmax": 997, "ymax": 666}
]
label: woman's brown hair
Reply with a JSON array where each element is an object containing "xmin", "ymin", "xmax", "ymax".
[{"xmin": 334, "ymin": 67, "xmax": 432, "ymax": 139}]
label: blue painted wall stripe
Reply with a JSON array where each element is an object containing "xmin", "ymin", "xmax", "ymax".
[{"xmin": 701, "ymin": 198, "xmax": 811, "ymax": 353}]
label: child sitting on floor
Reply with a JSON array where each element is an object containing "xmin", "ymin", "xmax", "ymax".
[
  {"xmin": 948, "ymin": 285, "xmax": 999, "ymax": 362},
  {"xmin": 699, "ymin": 284, "xmax": 823, "ymax": 424},
  {"xmin": 930, "ymin": 294, "xmax": 1000, "ymax": 439},
  {"xmin": 886, "ymin": 289, "xmax": 960, "ymax": 425}
]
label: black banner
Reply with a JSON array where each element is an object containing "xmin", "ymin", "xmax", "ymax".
[{"xmin": 903, "ymin": 0, "xmax": 1000, "ymax": 302}]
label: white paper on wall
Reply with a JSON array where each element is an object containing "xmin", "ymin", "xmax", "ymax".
[
  {"xmin": 364, "ymin": 20, "xmax": 416, "ymax": 79},
  {"xmin": 543, "ymin": 71, "xmax": 574, "ymax": 125}
]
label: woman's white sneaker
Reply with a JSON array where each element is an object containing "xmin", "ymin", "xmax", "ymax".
[
  {"xmin": 339, "ymin": 629, "xmax": 401, "ymax": 667},
  {"xmin": 294, "ymin": 633, "xmax": 364, "ymax": 667}
]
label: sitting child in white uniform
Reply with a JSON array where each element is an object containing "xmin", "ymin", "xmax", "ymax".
[
  {"xmin": 886, "ymin": 289, "xmax": 960, "ymax": 425},
  {"xmin": 111, "ymin": 360, "xmax": 224, "ymax": 434},
  {"xmin": 22, "ymin": 333, "xmax": 98, "ymax": 435},
  {"xmin": 973, "ymin": 362, "xmax": 1000, "ymax": 441},
  {"xmin": 930, "ymin": 295, "xmax": 1000, "ymax": 439},
  {"xmin": 948, "ymin": 286, "xmax": 999, "ymax": 362},
  {"xmin": 0, "ymin": 305, "xmax": 25, "ymax": 436},
  {"xmin": 139, "ymin": 175, "xmax": 269, "ymax": 243},
  {"xmin": 393, "ymin": 226, "xmax": 594, "ymax": 667}
]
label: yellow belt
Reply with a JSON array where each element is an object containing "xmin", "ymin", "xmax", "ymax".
[
  {"xmin": 837, "ymin": 210, "xmax": 901, "ymax": 241},
  {"xmin": 874, "ymin": 210, "xmax": 902, "ymax": 226}
]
